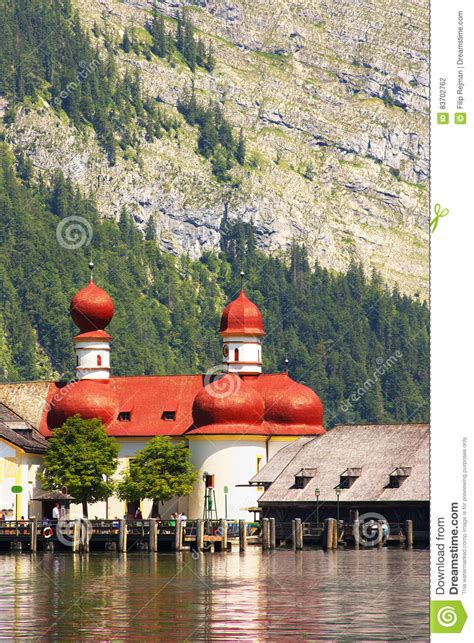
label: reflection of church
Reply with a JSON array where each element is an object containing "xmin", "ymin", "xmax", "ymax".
[{"xmin": 0, "ymin": 267, "xmax": 326, "ymax": 519}]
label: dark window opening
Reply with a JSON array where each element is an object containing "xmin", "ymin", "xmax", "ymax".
[
  {"xmin": 162, "ymin": 411, "xmax": 176, "ymax": 421},
  {"xmin": 234, "ymin": 348, "xmax": 239, "ymax": 362},
  {"xmin": 339, "ymin": 468, "xmax": 362, "ymax": 489},
  {"xmin": 118, "ymin": 411, "xmax": 131, "ymax": 422},
  {"xmin": 76, "ymin": 356, "xmax": 79, "ymax": 366},
  {"xmin": 293, "ymin": 468, "xmax": 317, "ymax": 489},
  {"xmin": 386, "ymin": 467, "xmax": 411, "ymax": 488}
]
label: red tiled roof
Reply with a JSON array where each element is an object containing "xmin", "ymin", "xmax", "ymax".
[
  {"xmin": 70, "ymin": 279, "xmax": 114, "ymax": 332},
  {"xmin": 40, "ymin": 373, "xmax": 325, "ymax": 438},
  {"xmin": 41, "ymin": 375, "xmax": 203, "ymax": 438},
  {"xmin": 219, "ymin": 290, "xmax": 265, "ymax": 337}
]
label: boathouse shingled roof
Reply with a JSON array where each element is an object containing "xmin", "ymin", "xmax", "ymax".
[
  {"xmin": 254, "ymin": 424, "xmax": 429, "ymax": 503},
  {"xmin": 249, "ymin": 437, "xmax": 314, "ymax": 484},
  {"xmin": 0, "ymin": 402, "xmax": 49, "ymax": 454}
]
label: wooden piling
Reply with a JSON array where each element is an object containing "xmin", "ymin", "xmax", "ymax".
[
  {"xmin": 30, "ymin": 519, "xmax": 37, "ymax": 553},
  {"xmin": 377, "ymin": 521, "xmax": 384, "ymax": 548},
  {"xmin": 119, "ymin": 519, "xmax": 127, "ymax": 552},
  {"xmin": 149, "ymin": 519, "xmax": 158, "ymax": 552},
  {"xmin": 196, "ymin": 519, "xmax": 204, "ymax": 551},
  {"xmin": 81, "ymin": 519, "xmax": 90, "ymax": 553},
  {"xmin": 220, "ymin": 519, "xmax": 228, "ymax": 550},
  {"xmin": 332, "ymin": 520, "xmax": 338, "ymax": 548},
  {"xmin": 323, "ymin": 518, "xmax": 335, "ymax": 550},
  {"xmin": 174, "ymin": 520, "xmax": 183, "ymax": 551},
  {"xmin": 72, "ymin": 519, "xmax": 80, "ymax": 553},
  {"xmin": 262, "ymin": 518, "xmax": 270, "ymax": 550},
  {"xmin": 353, "ymin": 519, "xmax": 360, "ymax": 549},
  {"xmin": 239, "ymin": 519, "xmax": 247, "ymax": 552},
  {"xmin": 292, "ymin": 518, "xmax": 303, "ymax": 550},
  {"xmin": 405, "ymin": 520, "xmax": 413, "ymax": 548},
  {"xmin": 269, "ymin": 518, "xmax": 276, "ymax": 549}
]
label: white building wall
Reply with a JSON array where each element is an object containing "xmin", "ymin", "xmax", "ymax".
[
  {"xmin": 75, "ymin": 340, "xmax": 110, "ymax": 380},
  {"xmin": 188, "ymin": 437, "xmax": 268, "ymax": 520},
  {"xmin": 222, "ymin": 335, "xmax": 262, "ymax": 374},
  {"xmin": 267, "ymin": 437, "xmax": 298, "ymax": 460}
]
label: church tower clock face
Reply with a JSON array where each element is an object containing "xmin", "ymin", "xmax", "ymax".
[{"xmin": 223, "ymin": 344, "xmax": 229, "ymax": 358}]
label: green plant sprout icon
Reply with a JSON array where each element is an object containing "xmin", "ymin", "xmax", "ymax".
[{"xmin": 430, "ymin": 203, "xmax": 449, "ymax": 233}]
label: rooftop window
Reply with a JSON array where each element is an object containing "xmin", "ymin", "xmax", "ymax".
[
  {"xmin": 294, "ymin": 468, "xmax": 317, "ymax": 489},
  {"xmin": 339, "ymin": 468, "xmax": 362, "ymax": 489},
  {"xmin": 118, "ymin": 411, "xmax": 131, "ymax": 422},
  {"xmin": 386, "ymin": 467, "xmax": 411, "ymax": 488},
  {"xmin": 162, "ymin": 411, "xmax": 176, "ymax": 421}
]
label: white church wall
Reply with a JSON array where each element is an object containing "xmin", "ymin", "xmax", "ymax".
[{"xmin": 188, "ymin": 437, "xmax": 267, "ymax": 520}]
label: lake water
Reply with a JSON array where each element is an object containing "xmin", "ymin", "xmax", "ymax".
[{"xmin": 0, "ymin": 548, "xmax": 428, "ymax": 640}]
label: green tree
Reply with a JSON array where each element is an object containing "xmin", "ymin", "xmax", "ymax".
[
  {"xmin": 236, "ymin": 128, "xmax": 245, "ymax": 165},
  {"xmin": 39, "ymin": 416, "xmax": 119, "ymax": 517},
  {"xmin": 206, "ymin": 42, "xmax": 216, "ymax": 72},
  {"xmin": 116, "ymin": 436, "xmax": 198, "ymax": 512},
  {"xmin": 122, "ymin": 30, "xmax": 132, "ymax": 53}
]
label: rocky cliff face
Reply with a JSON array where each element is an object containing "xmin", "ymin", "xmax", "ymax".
[{"xmin": 4, "ymin": 0, "xmax": 429, "ymax": 295}]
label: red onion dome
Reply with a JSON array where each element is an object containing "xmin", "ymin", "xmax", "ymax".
[
  {"xmin": 219, "ymin": 290, "xmax": 265, "ymax": 337},
  {"xmin": 70, "ymin": 280, "xmax": 114, "ymax": 332},
  {"xmin": 192, "ymin": 374, "xmax": 265, "ymax": 429},
  {"xmin": 48, "ymin": 380, "xmax": 119, "ymax": 428},
  {"xmin": 252, "ymin": 374, "xmax": 324, "ymax": 430}
]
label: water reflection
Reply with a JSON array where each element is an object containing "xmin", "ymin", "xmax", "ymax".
[{"xmin": 0, "ymin": 548, "xmax": 428, "ymax": 640}]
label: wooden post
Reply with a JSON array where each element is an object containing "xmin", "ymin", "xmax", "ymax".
[
  {"xmin": 323, "ymin": 518, "xmax": 335, "ymax": 550},
  {"xmin": 377, "ymin": 521, "xmax": 384, "ymax": 548},
  {"xmin": 296, "ymin": 518, "xmax": 304, "ymax": 550},
  {"xmin": 81, "ymin": 519, "xmax": 90, "ymax": 553},
  {"xmin": 30, "ymin": 519, "xmax": 37, "ymax": 553},
  {"xmin": 239, "ymin": 519, "xmax": 247, "ymax": 552},
  {"xmin": 220, "ymin": 519, "xmax": 228, "ymax": 550},
  {"xmin": 174, "ymin": 520, "xmax": 183, "ymax": 551},
  {"xmin": 72, "ymin": 519, "xmax": 80, "ymax": 553},
  {"xmin": 119, "ymin": 519, "xmax": 127, "ymax": 552},
  {"xmin": 262, "ymin": 518, "xmax": 270, "ymax": 550},
  {"xmin": 269, "ymin": 518, "xmax": 276, "ymax": 549},
  {"xmin": 196, "ymin": 519, "xmax": 204, "ymax": 551},
  {"xmin": 333, "ymin": 519, "xmax": 339, "ymax": 548},
  {"xmin": 405, "ymin": 520, "xmax": 413, "ymax": 548},
  {"xmin": 149, "ymin": 519, "xmax": 158, "ymax": 552},
  {"xmin": 353, "ymin": 519, "xmax": 360, "ymax": 549}
]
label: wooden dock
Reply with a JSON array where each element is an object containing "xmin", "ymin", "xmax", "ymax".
[
  {"xmin": 0, "ymin": 519, "xmax": 258, "ymax": 553},
  {"xmin": 0, "ymin": 518, "xmax": 425, "ymax": 553}
]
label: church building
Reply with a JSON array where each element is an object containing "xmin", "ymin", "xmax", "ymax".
[{"xmin": 0, "ymin": 269, "xmax": 325, "ymax": 520}]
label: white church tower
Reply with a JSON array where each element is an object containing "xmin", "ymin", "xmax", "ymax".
[
  {"xmin": 219, "ymin": 281, "xmax": 265, "ymax": 375},
  {"xmin": 70, "ymin": 262, "xmax": 114, "ymax": 381}
]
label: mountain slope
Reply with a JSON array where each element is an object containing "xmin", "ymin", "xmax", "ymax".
[{"xmin": 1, "ymin": 0, "xmax": 429, "ymax": 296}]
